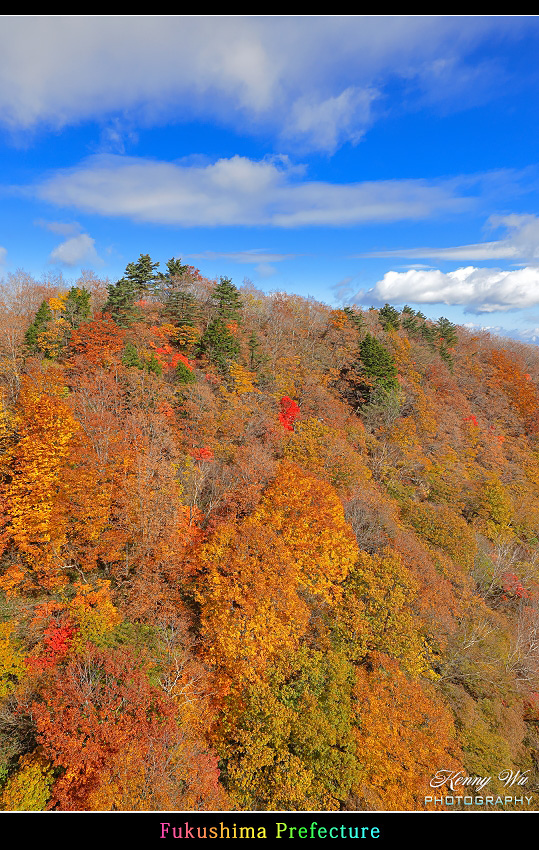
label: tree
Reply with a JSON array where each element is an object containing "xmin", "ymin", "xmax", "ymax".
[
  {"xmin": 252, "ymin": 462, "xmax": 359, "ymax": 602},
  {"xmin": 0, "ymin": 369, "xmax": 80, "ymax": 593},
  {"xmin": 158, "ymin": 257, "xmax": 190, "ymax": 282},
  {"xmin": 24, "ymin": 301, "xmax": 53, "ymax": 351},
  {"xmin": 218, "ymin": 647, "xmax": 361, "ymax": 810},
  {"xmin": 62, "ymin": 287, "xmax": 92, "ymax": 329},
  {"xmin": 358, "ymin": 333, "xmax": 398, "ymax": 395},
  {"xmin": 195, "ymin": 517, "xmax": 310, "ymax": 684},
  {"xmin": 212, "ymin": 277, "xmax": 243, "ymax": 322},
  {"xmin": 163, "ymin": 288, "xmax": 200, "ymax": 328},
  {"xmin": 197, "ymin": 318, "xmax": 239, "ymax": 372},
  {"xmin": 102, "ymin": 278, "xmax": 140, "ymax": 327},
  {"xmin": 378, "ymin": 303, "xmax": 400, "ymax": 332},
  {"xmin": 68, "ymin": 316, "xmax": 127, "ymax": 365},
  {"xmin": 32, "ymin": 646, "xmax": 178, "ymax": 810},
  {"xmin": 124, "ymin": 253, "xmax": 160, "ymax": 296}
]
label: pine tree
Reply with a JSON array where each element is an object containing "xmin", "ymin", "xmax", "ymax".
[
  {"xmin": 124, "ymin": 253, "xmax": 160, "ymax": 296},
  {"xmin": 198, "ymin": 318, "xmax": 240, "ymax": 372},
  {"xmin": 159, "ymin": 257, "xmax": 190, "ymax": 282},
  {"xmin": 343, "ymin": 306, "xmax": 364, "ymax": 331},
  {"xmin": 436, "ymin": 317, "xmax": 458, "ymax": 347},
  {"xmin": 176, "ymin": 359, "xmax": 197, "ymax": 384},
  {"xmin": 358, "ymin": 333, "xmax": 398, "ymax": 394},
  {"xmin": 212, "ymin": 277, "xmax": 243, "ymax": 322},
  {"xmin": 25, "ymin": 301, "xmax": 53, "ymax": 351},
  {"xmin": 247, "ymin": 332, "xmax": 262, "ymax": 370},
  {"xmin": 63, "ymin": 287, "xmax": 92, "ymax": 329},
  {"xmin": 103, "ymin": 278, "xmax": 140, "ymax": 327},
  {"xmin": 378, "ymin": 303, "xmax": 400, "ymax": 332},
  {"xmin": 122, "ymin": 342, "xmax": 144, "ymax": 369},
  {"xmin": 163, "ymin": 289, "xmax": 200, "ymax": 327}
]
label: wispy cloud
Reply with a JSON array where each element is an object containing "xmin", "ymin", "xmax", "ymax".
[
  {"xmin": 32, "ymin": 153, "xmax": 478, "ymax": 228},
  {"xmin": 359, "ymin": 214, "xmax": 539, "ymax": 262},
  {"xmin": 0, "ymin": 16, "xmax": 533, "ymax": 152},
  {"xmin": 191, "ymin": 249, "xmax": 296, "ymax": 264},
  {"xmin": 35, "ymin": 218, "xmax": 82, "ymax": 237},
  {"xmin": 365, "ymin": 265, "xmax": 539, "ymax": 312}
]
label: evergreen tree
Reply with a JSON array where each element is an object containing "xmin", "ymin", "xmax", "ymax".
[
  {"xmin": 198, "ymin": 318, "xmax": 240, "ymax": 372},
  {"xmin": 63, "ymin": 287, "xmax": 92, "ymax": 328},
  {"xmin": 124, "ymin": 253, "xmax": 160, "ymax": 296},
  {"xmin": 163, "ymin": 288, "xmax": 200, "ymax": 327},
  {"xmin": 212, "ymin": 277, "xmax": 243, "ymax": 322},
  {"xmin": 378, "ymin": 303, "xmax": 400, "ymax": 332},
  {"xmin": 103, "ymin": 278, "xmax": 140, "ymax": 327},
  {"xmin": 436, "ymin": 317, "xmax": 458, "ymax": 347},
  {"xmin": 358, "ymin": 333, "xmax": 398, "ymax": 394},
  {"xmin": 156, "ymin": 257, "xmax": 200, "ymax": 327},
  {"xmin": 122, "ymin": 342, "xmax": 144, "ymax": 369},
  {"xmin": 247, "ymin": 332, "xmax": 262, "ymax": 370},
  {"xmin": 343, "ymin": 307, "xmax": 364, "ymax": 331},
  {"xmin": 145, "ymin": 353, "xmax": 163, "ymax": 376},
  {"xmin": 401, "ymin": 314, "xmax": 419, "ymax": 335},
  {"xmin": 419, "ymin": 322, "xmax": 437, "ymax": 350},
  {"xmin": 24, "ymin": 301, "xmax": 52, "ymax": 351},
  {"xmin": 176, "ymin": 360, "xmax": 197, "ymax": 384},
  {"xmin": 158, "ymin": 257, "xmax": 190, "ymax": 283}
]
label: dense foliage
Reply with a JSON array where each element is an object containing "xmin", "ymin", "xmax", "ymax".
[{"xmin": 1, "ymin": 256, "xmax": 539, "ymax": 811}]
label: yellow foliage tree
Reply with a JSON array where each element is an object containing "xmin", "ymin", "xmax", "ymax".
[
  {"xmin": 0, "ymin": 370, "xmax": 80, "ymax": 593},
  {"xmin": 252, "ymin": 461, "xmax": 359, "ymax": 602}
]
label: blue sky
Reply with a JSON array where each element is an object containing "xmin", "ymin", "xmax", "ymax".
[{"xmin": 3, "ymin": 15, "xmax": 539, "ymax": 339}]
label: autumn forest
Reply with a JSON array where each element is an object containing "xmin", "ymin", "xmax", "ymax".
[{"xmin": 1, "ymin": 255, "xmax": 539, "ymax": 811}]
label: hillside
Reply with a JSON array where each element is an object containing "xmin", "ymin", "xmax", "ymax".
[{"xmin": 1, "ymin": 256, "xmax": 539, "ymax": 811}]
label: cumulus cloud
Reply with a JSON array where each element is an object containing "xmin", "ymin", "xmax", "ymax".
[
  {"xmin": 367, "ymin": 265, "xmax": 539, "ymax": 312},
  {"xmin": 33, "ymin": 153, "xmax": 474, "ymax": 228},
  {"xmin": 48, "ymin": 233, "xmax": 101, "ymax": 266},
  {"xmin": 0, "ymin": 16, "xmax": 531, "ymax": 152},
  {"xmin": 360, "ymin": 214, "xmax": 539, "ymax": 262}
]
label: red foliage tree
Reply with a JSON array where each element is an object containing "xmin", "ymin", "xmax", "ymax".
[{"xmin": 278, "ymin": 396, "xmax": 300, "ymax": 431}]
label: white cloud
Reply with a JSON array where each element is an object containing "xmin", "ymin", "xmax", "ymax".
[
  {"xmin": 48, "ymin": 233, "xmax": 101, "ymax": 266},
  {"xmin": 0, "ymin": 16, "xmax": 531, "ymax": 152},
  {"xmin": 360, "ymin": 214, "xmax": 539, "ymax": 262},
  {"xmin": 0, "ymin": 246, "xmax": 6, "ymax": 264},
  {"xmin": 191, "ymin": 249, "xmax": 295, "ymax": 264},
  {"xmin": 284, "ymin": 86, "xmax": 378, "ymax": 153},
  {"xmin": 368, "ymin": 265, "xmax": 539, "ymax": 312},
  {"xmin": 35, "ymin": 218, "xmax": 82, "ymax": 236},
  {"xmin": 33, "ymin": 153, "xmax": 475, "ymax": 228}
]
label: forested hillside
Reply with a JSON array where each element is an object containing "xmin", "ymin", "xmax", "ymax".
[{"xmin": 1, "ymin": 256, "xmax": 539, "ymax": 811}]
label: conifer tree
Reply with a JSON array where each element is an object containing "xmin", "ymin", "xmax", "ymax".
[
  {"xmin": 212, "ymin": 277, "xmax": 243, "ymax": 322},
  {"xmin": 198, "ymin": 318, "xmax": 240, "ymax": 372},
  {"xmin": 436, "ymin": 317, "xmax": 458, "ymax": 347},
  {"xmin": 103, "ymin": 278, "xmax": 140, "ymax": 327},
  {"xmin": 25, "ymin": 301, "xmax": 53, "ymax": 351},
  {"xmin": 343, "ymin": 306, "xmax": 364, "ymax": 331},
  {"xmin": 121, "ymin": 342, "xmax": 144, "ymax": 369},
  {"xmin": 378, "ymin": 303, "xmax": 400, "ymax": 331},
  {"xmin": 247, "ymin": 332, "xmax": 262, "ymax": 370},
  {"xmin": 158, "ymin": 257, "xmax": 190, "ymax": 282},
  {"xmin": 163, "ymin": 289, "xmax": 200, "ymax": 327},
  {"xmin": 124, "ymin": 253, "xmax": 160, "ymax": 296},
  {"xmin": 63, "ymin": 287, "xmax": 92, "ymax": 328},
  {"xmin": 358, "ymin": 333, "xmax": 398, "ymax": 394}
]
